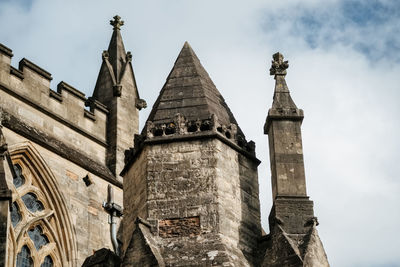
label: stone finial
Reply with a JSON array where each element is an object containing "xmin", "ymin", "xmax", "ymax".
[
  {"xmin": 136, "ymin": 99, "xmax": 147, "ymax": 110},
  {"xmin": 110, "ymin": 15, "xmax": 124, "ymax": 30},
  {"xmin": 269, "ymin": 52, "xmax": 289, "ymax": 77},
  {"xmin": 126, "ymin": 51, "xmax": 132, "ymax": 62},
  {"xmin": 102, "ymin": 50, "xmax": 109, "ymax": 60}
]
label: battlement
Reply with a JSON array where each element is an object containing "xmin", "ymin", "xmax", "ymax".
[{"xmin": 0, "ymin": 43, "xmax": 109, "ymax": 164}]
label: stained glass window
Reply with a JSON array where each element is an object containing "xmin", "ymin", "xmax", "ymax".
[
  {"xmin": 28, "ymin": 226, "xmax": 49, "ymax": 250},
  {"xmin": 16, "ymin": 245, "xmax": 33, "ymax": 267},
  {"xmin": 11, "ymin": 202, "xmax": 21, "ymax": 227},
  {"xmin": 22, "ymin": 193, "xmax": 44, "ymax": 212},
  {"xmin": 13, "ymin": 164, "xmax": 25, "ymax": 188},
  {"xmin": 40, "ymin": 256, "xmax": 53, "ymax": 267}
]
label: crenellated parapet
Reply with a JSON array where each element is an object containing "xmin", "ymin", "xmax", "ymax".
[{"xmin": 0, "ymin": 43, "xmax": 109, "ymax": 164}]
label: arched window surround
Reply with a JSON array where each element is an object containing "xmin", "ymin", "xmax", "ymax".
[{"xmin": 8, "ymin": 142, "xmax": 77, "ymax": 267}]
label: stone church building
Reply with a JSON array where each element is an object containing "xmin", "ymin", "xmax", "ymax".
[{"xmin": 0, "ymin": 16, "xmax": 329, "ymax": 266}]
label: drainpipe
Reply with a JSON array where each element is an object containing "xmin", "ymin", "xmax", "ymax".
[{"xmin": 103, "ymin": 185, "xmax": 123, "ymax": 256}]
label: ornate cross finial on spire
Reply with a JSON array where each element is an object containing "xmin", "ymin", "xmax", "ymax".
[
  {"xmin": 110, "ymin": 15, "xmax": 124, "ymax": 30},
  {"xmin": 270, "ymin": 52, "xmax": 289, "ymax": 77}
]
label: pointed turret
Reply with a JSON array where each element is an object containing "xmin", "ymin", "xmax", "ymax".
[
  {"xmin": 146, "ymin": 41, "xmax": 243, "ymax": 136},
  {"xmin": 262, "ymin": 53, "xmax": 329, "ymax": 266},
  {"xmin": 120, "ymin": 43, "xmax": 262, "ymax": 266},
  {"xmin": 90, "ymin": 16, "xmax": 146, "ymax": 177}
]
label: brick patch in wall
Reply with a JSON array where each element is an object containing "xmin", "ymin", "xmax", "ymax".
[{"xmin": 159, "ymin": 216, "xmax": 200, "ymax": 238}]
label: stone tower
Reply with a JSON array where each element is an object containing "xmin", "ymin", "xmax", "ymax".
[
  {"xmin": 261, "ymin": 53, "xmax": 329, "ymax": 266},
  {"xmin": 120, "ymin": 42, "xmax": 262, "ymax": 266},
  {"xmin": 92, "ymin": 15, "xmax": 146, "ymax": 177}
]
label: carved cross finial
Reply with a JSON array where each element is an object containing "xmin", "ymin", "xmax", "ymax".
[
  {"xmin": 270, "ymin": 52, "xmax": 289, "ymax": 77},
  {"xmin": 110, "ymin": 15, "xmax": 124, "ymax": 30}
]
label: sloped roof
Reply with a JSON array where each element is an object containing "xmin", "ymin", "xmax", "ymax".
[{"xmin": 145, "ymin": 42, "xmax": 244, "ymax": 137}]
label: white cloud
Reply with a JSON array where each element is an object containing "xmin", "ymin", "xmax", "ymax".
[{"xmin": 0, "ymin": 0, "xmax": 399, "ymax": 266}]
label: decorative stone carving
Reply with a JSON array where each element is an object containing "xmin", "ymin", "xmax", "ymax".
[
  {"xmin": 146, "ymin": 121, "xmax": 155, "ymax": 138},
  {"xmin": 110, "ymin": 15, "xmax": 124, "ymax": 30},
  {"xmin": 113, "ymin": 84, "xmax": 122, "ymax": 97},
  {"xmin": 136, "ymin": 98, "xmax": 147, "ymax": 110},
  {"xmin": 269, "ymin": 52, "xmax": 289, "ymax": 77},
  {"xmin": 174, "ymin": 113, "xmax": 187, "ymax": 134},
  {"xmin": 304, "ymin": 216, "xmax": 319, "ymax": 227},
  {"xmin": 102, "ymin": 50, "xmax": 109, "ymax": 60},
  {"xmin": 126, "ymin": 51, "xmax": 132, "ymax": 62}
]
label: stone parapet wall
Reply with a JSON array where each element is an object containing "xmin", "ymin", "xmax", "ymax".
[{"xmin": 0, "ymin": 44, "xmax": 108, "ymax": 162}]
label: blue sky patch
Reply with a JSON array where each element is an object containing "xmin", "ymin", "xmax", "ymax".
[{"xmin": 262, "ymin": 0, "xmax": 400, "ymax": 62}]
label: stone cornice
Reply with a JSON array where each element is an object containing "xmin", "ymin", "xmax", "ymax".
[{"xmin": 121, "ymin": 113, "xmax": 260, "ymax": 176}]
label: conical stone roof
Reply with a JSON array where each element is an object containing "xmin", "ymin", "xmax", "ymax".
[
  {"xmin": 122, "ymin": 42, "xmax": 258, "ymax": 176},
  {"xmin": 146, "ymin": 42, "xmax": 244, "ymax": 137}
]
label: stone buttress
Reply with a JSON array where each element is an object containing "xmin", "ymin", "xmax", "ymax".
[
  {"xmin": 92, "ymin": 16, "xmax": 146, "ymax": 177},
  {"xmin": 260, "ymin": 53, "xmax": 329, "ymax": 266},
  {"xmin": 120, "ymin": 42, "xmax": 262, "ymax": 266}
]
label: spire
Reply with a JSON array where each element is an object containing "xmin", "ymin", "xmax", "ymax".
[
  {"xmin": 146, "ymin": 42, "xmax": 243, "ymax": 136},
  {"xmin": 107, "ymin": 15, "xmax": 127, "ymax": 86},
  {"xmin": 91, "ymin": 16, "xmax": 144, "ymax": 177},
  {"xmin": 264, "ymin": 52, "xmax": 303, "ymax": 134},
  {"xmin": 93, "ymin": 15, "xmax": 139, "ymax": 102}
]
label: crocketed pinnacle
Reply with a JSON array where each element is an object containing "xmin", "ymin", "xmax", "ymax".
[
  {"xmin": 93, "ymin": 15, "xmax": 135, "ymax": 103},
  {"xmin": 145, "ymin": 41, "xmax": 244, "ymax": 137},
  {"xmin": 107, "ymin": 15, "xmax": 127, "ymax": 85}
]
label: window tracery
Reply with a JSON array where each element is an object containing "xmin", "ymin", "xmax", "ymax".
[
  {"xmin": 16, "ymin": 245, "xmax": 33, "ymax": 267},
  {"xmin": 6, "ymin": 143, "xmax": 77, "ymax": 267},
  {"xmin": 11, "ymin": 201, "xmax": 22, "ymax": 227},
  {"xmin": 9, "ymin": 161, "xmax": 59, "ymax": 267}
]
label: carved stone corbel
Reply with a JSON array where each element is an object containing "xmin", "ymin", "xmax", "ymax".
[
  {"xmin": 113, "ymin": 84, "xmax": 122, "ymax": 97},
  {"xmin": 136, "ymin": 99, "xmax": 147, "ymax": 110}
]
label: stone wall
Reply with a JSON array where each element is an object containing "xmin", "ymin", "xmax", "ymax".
[
  {"xmin": 3, "ymin": 128, "xmax": 123, "ymax": 266},
  {"xmin": 0, "ymin": 43, "xmax": 126, "ymax": 265},
  {"xmin": 215, "ymin": 140, "xmax": 261, "ymax": 264},
  {"xmin": 122, "ymin": 146, "xmax": 148, "ymax": 255},
  {"xmin": 0, "ymin": 44, "xmax": 108, "ymax": 165},
  {"xmin": 123, "ymin": 138, "xmax": 262, "ymax": 266}
]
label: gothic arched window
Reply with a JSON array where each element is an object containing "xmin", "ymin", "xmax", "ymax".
[
  {"xmin": 10, "ymin": 162, "xmax": 58, "ymax": 266},
  {"xmin": 7, "ymin": 143, "xmax": 77, "ymax": 267}
]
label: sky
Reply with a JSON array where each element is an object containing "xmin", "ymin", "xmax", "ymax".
[{"xmin": 0, "ymin": 0, "xmax": 399, "ymax": 266}]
